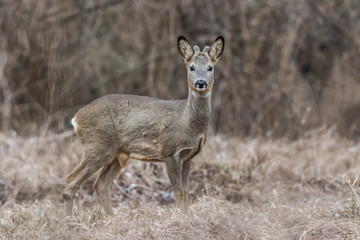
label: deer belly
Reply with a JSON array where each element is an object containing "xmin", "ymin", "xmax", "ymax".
[{"xmin": 128, "ymin": 141, "xmax": 163, "ymax": 162}]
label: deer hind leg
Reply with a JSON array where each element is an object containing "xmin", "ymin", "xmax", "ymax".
[
  {"xmin": 63, "ymin": 147, "xmax": 116, "ymax": 217},
  {"xmin": 93, "ymin": 153, "xmax": 129, "ymax": 216}
]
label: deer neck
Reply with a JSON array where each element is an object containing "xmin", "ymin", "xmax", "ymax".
[{"xmin": 182, "ymin": 87, "xmax": 211, "ymax": 132}]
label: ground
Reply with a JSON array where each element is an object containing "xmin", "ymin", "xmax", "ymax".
[{"xmin": 1, "ymin": 128, "xmax": 360, "ymax": 239}]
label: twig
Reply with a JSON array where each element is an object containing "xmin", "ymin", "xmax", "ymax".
[
  {"xmin": 306, "ymin": 0, "xmax": 360, "ymax": 55},
  {"xmin": 346, "ymin": 177, "xmax": 360, "ymax": 207},
  {"xmin": 43, "ymin": 0, "xmax": 125, "ymax": 24}
]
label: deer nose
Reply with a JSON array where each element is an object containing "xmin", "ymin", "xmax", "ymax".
[{"xmin": 195, "ymin": 80, "xmax": 208, "ymax": 90}]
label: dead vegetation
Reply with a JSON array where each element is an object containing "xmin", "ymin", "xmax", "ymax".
[
  {"xmin": 1, "ymin": 0, "xmax": 360, "ymax": 239},
  {"xmin": 1, "ymin": 129, "xmax": 360, "ymax": 239}
]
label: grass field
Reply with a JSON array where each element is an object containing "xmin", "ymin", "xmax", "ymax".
[{"xmin": 1, "ymin": 128, "xmax": 360, "ymax": 239}]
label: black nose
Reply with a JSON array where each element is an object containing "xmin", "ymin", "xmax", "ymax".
[{"xmin": 195, "ymin": 80, "xmax": 208, "ymax": 90}]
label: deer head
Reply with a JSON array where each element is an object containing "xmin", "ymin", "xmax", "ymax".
[{"xmin": 177, "ymin": 36, "xmax": 224, "ymax": 97}]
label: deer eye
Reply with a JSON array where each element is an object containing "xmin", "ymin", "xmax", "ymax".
[
  {"xmin": 189, "ymin": 66, "xmax": 195, "ymax": 72},
  {"xmin": 207, "ymin": 66, "xmax": 213, "ymax": 72}
]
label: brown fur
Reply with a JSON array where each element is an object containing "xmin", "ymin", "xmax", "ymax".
[{"xmin": 63, "ymin": 36, "xmax": 224, "ymax": 216}]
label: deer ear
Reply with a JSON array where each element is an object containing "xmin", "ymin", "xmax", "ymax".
[
  {"xmin": 208, "ymin": 36, "xmax": 224, "ymax": 62},
  {"xmin": 178, "ymin": 36, "xmax": 194, "ymax": 61}
]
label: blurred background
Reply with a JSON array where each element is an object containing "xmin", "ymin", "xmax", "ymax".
[{"xmin": 1, "ymin": 0, "xmax": 360, "ymax": 139}]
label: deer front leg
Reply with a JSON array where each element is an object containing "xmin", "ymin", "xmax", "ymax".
[
  {"xmin": 181, "ymin": 159, "xmax": 192, "ymax": 214},
  {"xmin": 165, "ymin": 156, "xmax": 185, "ymax": 212}
]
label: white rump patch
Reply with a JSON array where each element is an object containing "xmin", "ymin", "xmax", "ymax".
[{"xmin": 71, "ymin": 117, "xmax": 77, "ymax": 132}]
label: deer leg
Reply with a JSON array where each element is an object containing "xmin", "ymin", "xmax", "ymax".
[
  {"xmin": 166, "ymin": 157, "xmax": 185, "ymax": 212},
  {"xmin": 93, "ymin": 153, "xmax": 128, "ymax": 216},
  {"xmin": 181, "ymin": 159, "xmax": 192, "ymax": 214},
  {"xmin": 63, "ymin": 148, "xmax": 116, "ymax": 217},
  {"xmin": 63, "ymin": 161, "xmax": 85, "ymax": 217}
]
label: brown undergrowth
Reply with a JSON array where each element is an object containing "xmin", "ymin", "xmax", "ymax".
[
  {"xmin": 2, "ymin": 0, "xmax": 360, "ymax": 138},
  {"xmin": 1, "ymin": 128, "xmax": 360, "ymax": 239}
]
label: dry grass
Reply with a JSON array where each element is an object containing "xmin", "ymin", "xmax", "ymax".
[{"xmin": 1, "ymin": 129, "xmax": 360, "ymax": 239}]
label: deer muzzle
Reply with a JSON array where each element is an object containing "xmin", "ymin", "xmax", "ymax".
[{"xmin": 195, "ymin": 80, "xmax": 208, "ymax": 91}]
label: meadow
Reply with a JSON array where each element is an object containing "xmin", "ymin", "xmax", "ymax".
[
  {"xmin": 1, "ymin": 1, "xmax": 360, "ymax": 239},
  {"xmin": 1, "ymin": 128, "xmax": 360, "ymax": 239}
]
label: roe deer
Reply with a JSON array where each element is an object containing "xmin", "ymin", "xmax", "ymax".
[{"xmin": 63, "ymin": 36, "xmax": 224, "ymax": 216}]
